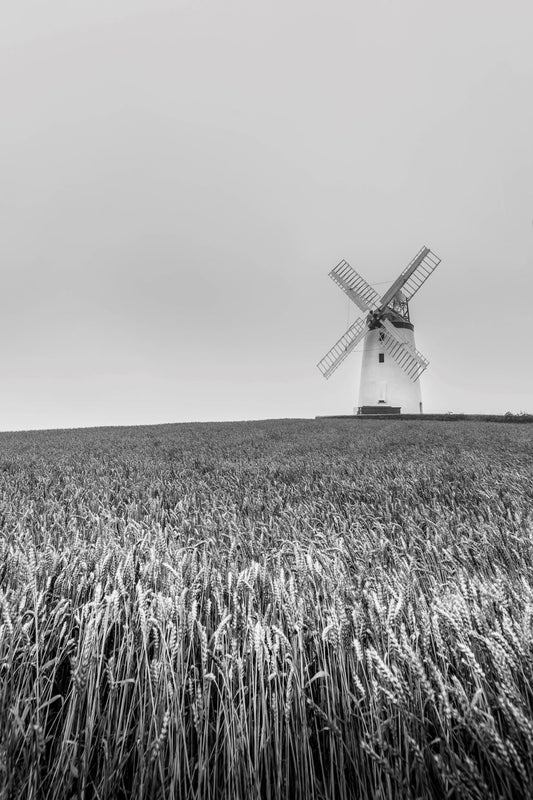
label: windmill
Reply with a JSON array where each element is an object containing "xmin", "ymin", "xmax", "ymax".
[{"xmin": 317, "ymin": 246, "xmax": 441, "ymax": 415}]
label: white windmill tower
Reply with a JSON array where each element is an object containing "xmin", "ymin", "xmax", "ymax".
[{"xmin": 317, "ymin": 246, "xmax": 441, "ymax": 414}]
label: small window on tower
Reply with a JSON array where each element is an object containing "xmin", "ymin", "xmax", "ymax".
[
  {"xmin": 378, "ymin": 331, "xmax": 385, "ymax": 342},
  {"xmin": 378, "ymin": 353, "xmax": 385, "ymax": 363}
]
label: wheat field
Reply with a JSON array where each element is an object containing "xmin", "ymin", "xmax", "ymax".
[{"xmin": 0, "ymin": 419, "xmax": 532, "ymax": 799}]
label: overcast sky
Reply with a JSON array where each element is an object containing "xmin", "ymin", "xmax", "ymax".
[{"xmin": 1, "ymin": 0, "xmax": 532, "ymax": 430}]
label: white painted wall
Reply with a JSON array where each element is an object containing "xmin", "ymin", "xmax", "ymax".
[{"xmin": 357, "ymin": 327, "xmax": 423, "ymax": 413}]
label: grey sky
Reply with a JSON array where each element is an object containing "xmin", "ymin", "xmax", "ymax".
[{"xmin": 2, "ymin": 0, "xmax": 532, "ymax": 430}]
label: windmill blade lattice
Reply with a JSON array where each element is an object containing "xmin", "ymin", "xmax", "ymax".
[
  {"xmin": 329, "ymin": 260, "xmax": 380, "ymax": 312},
  {"xmin": 380, "ymin": 247, "xmax": 441, "ymax": 307},
  {"xmin": 380, "ymin": 319, "xmax": 429, "ymax": 382},
  {"xmin": 317, "ymin": 316, "xmax": 368, "ymax": 379},
  {"xmin": 397, "ymin": 248, "xmax": 441, "ymax": 302}
]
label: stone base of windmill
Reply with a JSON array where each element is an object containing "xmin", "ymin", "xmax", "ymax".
[{"xmin": 357, "ymin": 405, "xmax": 402, "ymax": 415}]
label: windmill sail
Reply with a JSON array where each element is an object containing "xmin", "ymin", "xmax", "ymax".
[
  {"xmin": 380, "ymin": 318, "xmax": 429, "ymax": 381},
  {"xmin": 398, "ymin": 248, "xmax": 441, "ymax": 302},
  {"xmin": 317, "ymin": 316, "xmax": 368, "ymax": 379},
  {"xmin": 329, "ymin": 260, "xmax": 380, "ymax": 312},
  {"xmin": 380, "ymin": 247, "xmax": 441, "ymax": 307}
]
